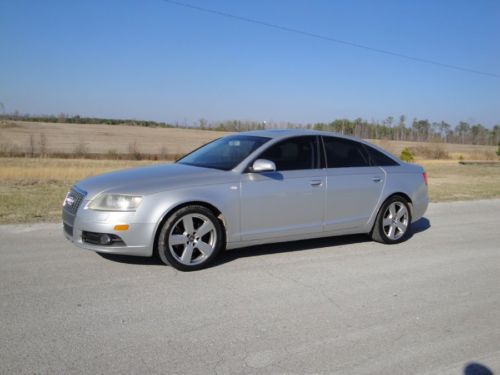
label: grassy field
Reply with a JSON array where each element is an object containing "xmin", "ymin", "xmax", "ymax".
[
  {"xmin": 0, "ymin": 120, "xmax": 227, "ymax": 157},
  {"xmin": 0, "ymin": 158, "xmax": 155, "ymax": 224},
  {"xmin": 1, "ymin": 120, "xmax": 497, "ymax": 160},
  {"xmin": 422, "ymin": 160, "xmax": 500, "ymax": 201},
  {"xmin": 1, "ymin": 158, "xmax": 499, "ymax": 224}
]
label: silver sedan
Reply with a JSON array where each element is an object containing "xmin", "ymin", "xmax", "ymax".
[{"xmin": 62, "ymin": 130, "xmax": 428, "ymax": 271}]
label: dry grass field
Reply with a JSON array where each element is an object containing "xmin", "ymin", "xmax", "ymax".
[
  {"xmin": 1, "ymin": 120, "xmax": 497, "ymax": 160},
  {"xmin": 1, "ymin": 120, "xmax": 498, "ymax": 223},
  {"xmin": 422, "ymin": 160, "xmax": 500, "ymax": 201},
  {"xmin": 0, "ymin": 121, "xmax": 228, "ymax": 157},
  {"xmin": 0, "ymin": 158, "xmax": 155, "ymax": 224},
  {"xmin": 1, "ymin": 158, "xmax": 499, "ymax": 224}
]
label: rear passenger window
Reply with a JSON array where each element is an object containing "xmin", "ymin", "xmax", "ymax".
[
  {"xmin": 364, "ymin": 145, "xmax": 399, "ymax": 166},
  {"xmin": 323, "ymin": 137, "xmax": 369, "ymax": 168},
  {"xmin": 258, "ymin": 136, "xmax": 317, "ymax": 171}
]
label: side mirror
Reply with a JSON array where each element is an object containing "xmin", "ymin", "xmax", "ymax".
[{"xmin": 251, "ymin": 159, "xmax": 276, "ymax": 173}]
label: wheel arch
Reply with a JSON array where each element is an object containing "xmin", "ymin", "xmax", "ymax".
[
  {"xmin": 386, "ymin": 192, "xmax": 413, "ymax": 205},
  {"xmin": 371, "ymin": 192, "xmax": 413, "ymax": 233},
  {"xmin": 383, "ymin": 192, "xmax": 413, "ymax": 215}
]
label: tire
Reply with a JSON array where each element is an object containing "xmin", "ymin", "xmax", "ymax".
[
  {"xmin": 372, "ymin": 195, "xmax": 412, "ymax": 244},
  {"xmin": 157, "ymin": 205, "xmax": 224, "ymax": 271}
]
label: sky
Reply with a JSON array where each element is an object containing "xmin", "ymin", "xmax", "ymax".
[{"xmin": 1, "ymin": 0, "xmax": 499, "ymax": 127}]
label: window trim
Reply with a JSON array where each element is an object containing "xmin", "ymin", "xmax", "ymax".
[{"xmin": 319, "ymin": 136, "xmax": 327, "ymax": 169}]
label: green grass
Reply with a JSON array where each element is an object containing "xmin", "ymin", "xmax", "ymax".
[{"xmin": 0, "ymin": 182, "xmax": 69, "ymax": 223}]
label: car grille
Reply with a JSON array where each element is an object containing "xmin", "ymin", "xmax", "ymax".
[
  {"xmin": 63, "ymin": 187, "xmax": 87, "ymax": 215},
  {"xmin": 62, "ymin": 187, "xmax": 87, "ymax": 238}
]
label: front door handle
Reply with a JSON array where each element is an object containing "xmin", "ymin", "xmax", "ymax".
[
  {"xmin": 372, "ymin": 177, "xmax": 382, "ymax": 183},
  {"xmin": 310, "ymin": 180, "xmax": 323, "ymax": 186}
]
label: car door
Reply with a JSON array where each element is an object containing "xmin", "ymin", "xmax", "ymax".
[
  {"xmin": 239, "ymin": 136, "xmax": 325, "ymax": 241},
  {"xmin": 322, "ymin": 136, "xmax": 385, "ymax": 232}
]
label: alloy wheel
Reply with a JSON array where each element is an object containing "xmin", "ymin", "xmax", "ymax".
[
  {"xmin": 382, "ymin": 201, "xmax": 409, "ymax": 240},
  {"xmin": 168, "ymin": 213, "xmax": 217, "ymax": 266}
]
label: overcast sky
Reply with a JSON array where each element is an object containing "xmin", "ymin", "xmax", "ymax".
[{"xmin": 1, "ymin": 0, "xmax": 499, "ymax": 126}]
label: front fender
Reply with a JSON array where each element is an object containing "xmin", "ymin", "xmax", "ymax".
[{"xmin": 135, "ymin": 182, "xmax": 241, "ymax": 251}]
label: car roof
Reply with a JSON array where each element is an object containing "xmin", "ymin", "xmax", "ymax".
[{"xmin": 238, "ymin": 128, "xmax": 360, "ymax": 142}]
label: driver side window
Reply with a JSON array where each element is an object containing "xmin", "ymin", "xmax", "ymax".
[{"xmin": 258, "ymin": 136, "xmax": 317, "ymax": 171}]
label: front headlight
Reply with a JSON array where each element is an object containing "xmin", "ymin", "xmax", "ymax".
[{"xmin": 88, "ymin": 194, "xmax": 143, "ymax": 211}]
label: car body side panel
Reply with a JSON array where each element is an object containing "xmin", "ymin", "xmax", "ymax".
[
  {"xmin": 381, "ymin": 165, "xmax": 428, "ymax": 222},
  {"xmin": 362, "ymin": 164, "xmax": 428, "ymax": 233},
  {"xmin": 239, "ymin": 169, "xmax": 325, "ymax": 241},
  {"xmin": 140, "ymin": 182, "xmax": 242, "ymax": 250},
  {"xmin": 324, "ymin": 166, "xmax": 385, "ymax": 232}
]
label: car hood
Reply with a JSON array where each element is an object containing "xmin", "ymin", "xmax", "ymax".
[{"xmin": 75, "ymin": 163, "xmax": 237, "ymax": 198}]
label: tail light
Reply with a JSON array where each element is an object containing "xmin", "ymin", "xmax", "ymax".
[{"xmin": 423, "ymin": 171, "xmax": 428, "ymax": 186}]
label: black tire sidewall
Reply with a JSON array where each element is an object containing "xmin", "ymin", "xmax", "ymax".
[{"xmin": 158, "ymin": 206, "xmax": 224, "ymax": 271}]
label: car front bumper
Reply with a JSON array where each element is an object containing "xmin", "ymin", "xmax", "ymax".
[{"xmin": 62, "ymin": 200, "xmax": 156, "ymax": 257}]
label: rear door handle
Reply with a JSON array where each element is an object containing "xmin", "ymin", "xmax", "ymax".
[
  {"xmin": 310, "ymin": 180, "xmax": 323, "ymax": 187},
  {"xmin": 372, "ymin": 177, "xmax": 382, "ymax": 183}
]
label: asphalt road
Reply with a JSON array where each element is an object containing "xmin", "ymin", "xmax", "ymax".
[{"xmin": 1, "ymin": 200, "xmax": 499, "ymax": 374}]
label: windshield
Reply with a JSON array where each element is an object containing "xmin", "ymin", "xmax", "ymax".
[{"xmin": 177, "ymin": 135, "xmax": 271, "ymax": 170}]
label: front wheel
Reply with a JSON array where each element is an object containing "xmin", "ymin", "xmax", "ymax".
[
  {"xmin": 157, "ymin": 205, "xmax": 224, "ymax": 271},
  {"xmin": 372, "ymin": 196, "xmax": 412, "ymax": 244}
]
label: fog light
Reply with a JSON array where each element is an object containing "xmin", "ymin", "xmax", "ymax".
[{"xmin": 100, "ymin": 234, "xmax": 112, "ymax": 245}]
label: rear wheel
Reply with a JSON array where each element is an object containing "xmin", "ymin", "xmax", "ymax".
[
  {"xmin": 372, "ymin": 196, "xmax": 411, "ymax": 244},
  {"xmin": 157, "ymin": 205, "xmax": 224, "ymax": 271}
]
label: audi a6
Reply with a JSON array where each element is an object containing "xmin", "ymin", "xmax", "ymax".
[{"xmin": 62, "ymin": 130, "xmax": 428, "ymax": 271}]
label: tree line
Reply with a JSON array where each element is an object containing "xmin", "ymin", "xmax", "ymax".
[
  {"xmin": 310, "ymin": 116, "xmax": 500, "ymax": 146},
  {"xmin": 2, "ymin": 113, "xmax": 499, "ymax": 146}
]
